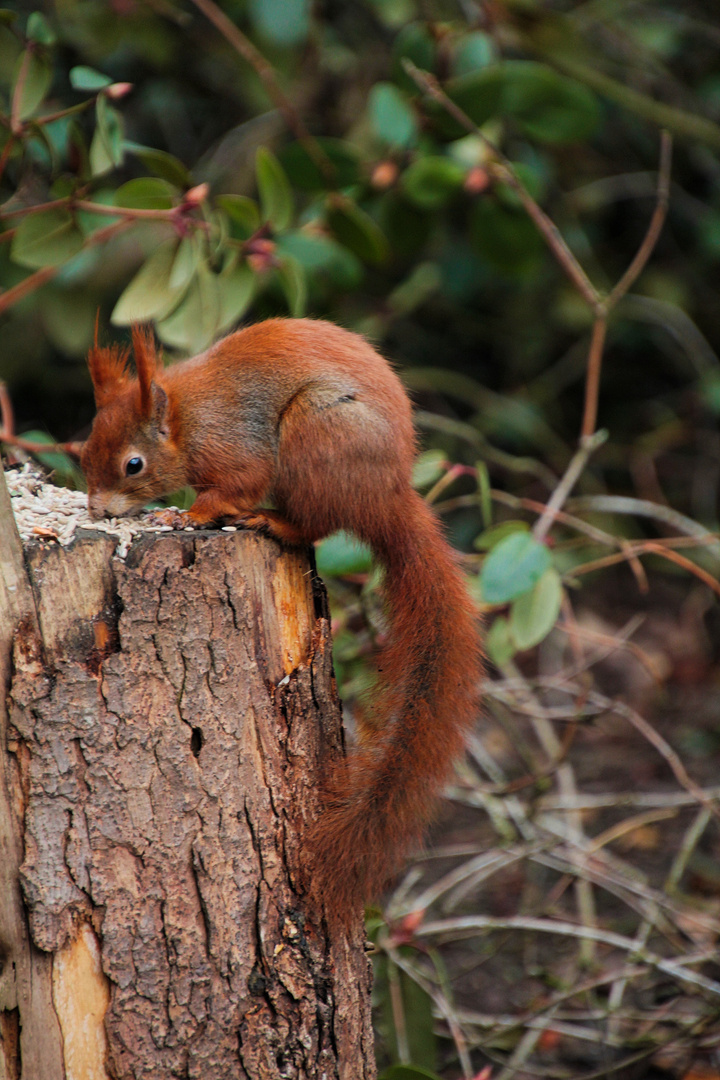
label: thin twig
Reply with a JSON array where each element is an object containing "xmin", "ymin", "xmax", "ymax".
[
  {"xmin": 539, "ymin": 786, "xmax": 720, "ymax": 811},
  {"xmin": 568, "ymin": 540, "xmax": 720, "ymax": 599},
  {"xmin": 580, "ymin": 313, "xmax": 607, "ymax": 440},
  {"xmin": 403, "ymin": 60, "xmax": 602, "ymax": 310},
  {"xmin": 555, "ymin": 614, "xmax": 663, "ymax": 683},
  {"xmin": 0, "ymin": 431, "xmax": 83, "ymax": 458},
  {"xmin": 533, "ymin": 428, "xmax": 608, "ymax": 542},
  {"xmin": 497, "ymin": 1005, "xmax": 561, "ymax": 1080},
  {"xmin": 406, "ymin": 61, "xmax": 673, "ymax": 445},
  {"xmin": 459, "ymin": 964, "xmax": 651, "ymax": 1040},
  {"xmin": 566, "ymin": 493, "xmax": 720, "ymax": 554},
  {"xmin": 665, "ymin": 806, "xmax": 713, "ymax": 895},
  {"xmin": 416, "ymin": 916, "xmax": 720, "ymax": 997},
  {"xmin": 580, "ymin": 132, "xmax": 672, "ymax": 440},
  {"xmin": 643, "ymin": 542, "xmax": 720, "ymax": 598},
  {"xmin": 0, "ymin": 264, "xmax": 58, "ymax": 314},
  {"xmin": 187, "ymin": 0, "xmax": 334, "ymax": 179},
  {"xmin": 27, "ymin": 97, "xmax": 96, "ymax": 129},
  {"xmin": 390, "ymin": 949, "xmax": 474, "ymax": 1078},
  {"xmin": 0, "ymin": 133, "xmax": 15, "ymax": 186},
  {"xmin": 605, "ymin": 132, "xmax": 673, "ymax": 310},
  {"xmin": 0, "ymin": 381, "xmax": 15, "ymax": 438},
  {"xmin": 0, "ymin": 196, "xmax": 75, "ymax": 221},
  {"xmin": 75, "ymin": 199, "xmax": 171, "ymax": 220},
  {"xmin": 587, "ymin": 808, "xmax": 678, "ymax": 853}
]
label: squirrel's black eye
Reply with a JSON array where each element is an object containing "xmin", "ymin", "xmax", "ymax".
[{"xmin": 125, "ymin": 456, "xmax": 144, "ymax": 477}]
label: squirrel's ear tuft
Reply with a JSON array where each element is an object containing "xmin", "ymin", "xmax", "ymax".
[
  {"xmin": 87, "ymin": 317, "xmax": 130, "ymax": 408},
  {"xmin": 132, "ymin": 324, "xmax": 162, "ymax": 419}
]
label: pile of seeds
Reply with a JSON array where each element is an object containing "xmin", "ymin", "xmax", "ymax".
[{"xmin": 3, "ymin": 464, "xmax": 206, "ymax": 559}]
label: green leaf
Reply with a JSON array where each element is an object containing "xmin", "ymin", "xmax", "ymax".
[
  {"xmin": 470, "ymin": 199, "xmax": 544, "ymax": 278},
  {"xmin": 75, "ymin": 190, "xmax": 120, "ymax": 234},
  {"xmin": 412, "ymin": 449, "xmax": 446, "ymax": 489},
  {"xmin": 452, "ymin": 31, "xmax": 495, "ymax": 76},
  {"xmin": 114, "ymin": 177, "xmax": 176, "ymax": 210},
  {"xmin": 443, "ymin": 66, "xmax": 505, "ymax": 134},
  {"xmin": 277, "ymin": 231, "xmax": 363, "ymax": 291},
  {"xmin": 66, "ymin": 119, "xmax": 90, "ymax": 181},
  {"xmin": 279, "ymin": 138, "xmax": 360, "ymax": 191},
  {"xmin": 11, "ymin": 208, "xmax": 84, "ymax": 269},
  {"xmin": 13, "ymin": 49, "xmax": 52, "ymax": 121},
  {"xmin": 168, "ymin": 236, "xmax": 199, "ymax": 291},
  {"xmin": 276, "ymin": 254, "xmax": 307, "ymax": 317},
  {"xmin": 16, "ymin": 430, "xmax": 84, "ymax": 488},
  {"xmin": 39, "ymin": 287, "xmax": 97, "ymax": 355},
  {"xmin": 216, "ymin": 261, "xmax": 256, "ymax": 333},
  {"xmin": 326, "ymin": 201, "xmax": 389, "ymax": 264},
  {"xmin": 275, "ymin": 230, "xmax": 339, "ymax": 270},
  {"xmin": 401, "ymin": 157, "xmax": 465, "ymax": 209},
  {"xmin": 509, "ymin": 567, "xmax": 563, "ymax": 651},
  {"xmin": 256, "ymin": 147, "xmax": 293, "ymax": 232},
  {"xmin": 699, "ymin": 372, "xmax": 720, "ymax": 415},
  {"xmin": 0, "ymin": 25, "xmax": 21, "ymax": 88},
  {"xmin": 379, "ymin": 193, "xmax": 431, "ymax": 259},
  {"xmin": 443, "ymin": 61, "xmax": 600, "ymax": 144},
  {"xmin": 485, "ymin": 615, "xmax": 516, "ymax": 667},
  {"xmin": 216, "ymin": 194, "xmax": 261, "ymax": 239},
  {"xmin": 388, "ymin": 261, "xmax": 441, "ymax": 315},
  {"xmin": 89, "ymin": 94, "xmax": 124, "ymax": 176},
  {"xmin": 69, "ymin": 65, "xmax": 111, "ymax": 91},
  {"xmin": 392, "ymin": 22, "xmax": 437, "ymax": 92},
  {"xmin": 155, "ymin": 263, "xmax": 220, "ymax": 353},
  {"xmin": 369, "ymin": 82, "xmax": 418, "ymax": 148},
  {"xmin": 111, "ymin": 239, "xmax": 189, "ymax": 324},
  {"xmin": 248, "ymin": 0, "xmax": 310, "ymax": 46},
  {"xmin": 125, "ymin": 143, "xmax": 193, "ymax": 188},
  {"xmin": 316, "ymin": 531, "xmax": 373, "ymax": 577},
  {"xmin": 474, "ymin": 519, "xmax": 530, "ymax": 551},
  {"xmin": 502, "ymin": 61, "xmax": 601, "ymax": 144},
  {"xmin": 480, "ymin": 531, "xmax": 551, "ymax": 604},
  {"xmin": 26, "ymin": 12, "xmax": 55, "ymax": 44}
]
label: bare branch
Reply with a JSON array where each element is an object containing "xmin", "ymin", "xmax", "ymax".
[
  {"xmin": 403, "ymin": 60, "xmax": 602, "ymax": 310},
  {"xmin": 187, "ymin": 0, "xmax": 334, "ymax": 180}
]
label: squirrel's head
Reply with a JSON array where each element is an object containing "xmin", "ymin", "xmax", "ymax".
[{"xmin": 81, "ymin": 325, "xmax": 188, "ymax": 519}]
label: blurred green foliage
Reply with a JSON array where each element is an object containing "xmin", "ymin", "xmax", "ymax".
[
  {"xmin": 1, "ymin": 0, "xmax": 719, "ymax": 652},
  {"xmin": 0, "ymin": 0, "xmax": 717, "ymax": 470},
  {"xmin": 3, "ymin": 2, "xmax": 720, "ymax": 1073}
]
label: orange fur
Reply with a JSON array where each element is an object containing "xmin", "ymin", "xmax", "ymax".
[{"xmin": 81, "ymin": 319, "xmax": 482, "ymax": 923}]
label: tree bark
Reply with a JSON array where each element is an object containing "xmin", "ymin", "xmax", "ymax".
[{"xmin": 0, "ymin": 470, "xmax": 375, "ymax": 1080}]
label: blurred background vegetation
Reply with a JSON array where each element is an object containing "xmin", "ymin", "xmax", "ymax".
[
  {"xmin": 3, "ymin": 2, "xmax": 720, "ymax": 1078},
  {"xmin": 3, "ymin": 0, "xmax": 720, "ymax": 513}
]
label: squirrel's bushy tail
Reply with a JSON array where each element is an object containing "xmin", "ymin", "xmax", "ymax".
[{"xmin": 311, "ymin": 491, "xmax": 482, "ymax": 922}]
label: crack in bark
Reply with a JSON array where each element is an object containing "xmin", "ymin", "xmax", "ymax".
[
  {"xmin": 190, "ymin": 846, "xmax": 212, "ymax": 953},
  {"xmin": 223, "ymin": 571, "xmax": 242, "ymax": 633}
]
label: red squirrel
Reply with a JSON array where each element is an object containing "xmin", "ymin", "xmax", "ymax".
[{"xmin": 81, "ymin": 318, "xmax": 481, "ymax": 922}]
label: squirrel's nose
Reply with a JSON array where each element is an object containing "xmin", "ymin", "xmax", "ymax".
[{"xmin": 87, "ymin": 494, "xmax": 106, "ymax": 520}]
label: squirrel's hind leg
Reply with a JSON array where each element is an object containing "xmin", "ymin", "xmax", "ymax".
[{"xmin": 273, "ymin": 384, "xmax": 414, "ymax": 543}]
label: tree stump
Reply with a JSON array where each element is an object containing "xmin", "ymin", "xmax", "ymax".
[{"xmin": 0, "ymin": 469, "xmax": 375, "ymax": 1080}]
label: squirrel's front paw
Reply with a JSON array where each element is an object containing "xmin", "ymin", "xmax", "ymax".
[{"xmin": 145, "ymin": 508, "xmax": 196, "ymax": 529}]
